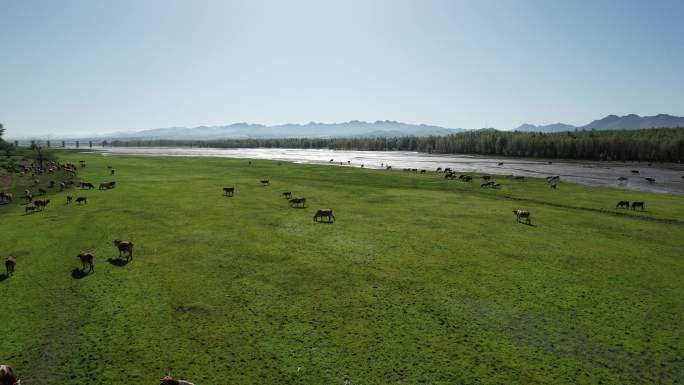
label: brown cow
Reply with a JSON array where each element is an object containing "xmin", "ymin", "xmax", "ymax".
[
  {"xmin": 5, "ymin": 256, "xmax": 16, "ymax": 276},
  {"xmin": 160, "ymin": 375, "xmax": 195, "ymax": 385},
  {"xmin": 77, "ymin": 251, "xmax": 94, "ymax": 273},
  {"xmin": 0, "ymin": 364, "xmax": 20, "ymax": 385},
  {"xmin": 113, "ymin": 240, "xmax": 134, "ymax": 260}
]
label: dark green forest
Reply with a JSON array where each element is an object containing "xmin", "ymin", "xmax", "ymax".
[{"xmin": 106, "ymin": 127, "xmax": 683, "ymax": 162}]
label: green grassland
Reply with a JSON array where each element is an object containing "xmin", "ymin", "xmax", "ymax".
[{"xmin": 0, "ymin": 153, "xmax": 682, "ymax": 385}]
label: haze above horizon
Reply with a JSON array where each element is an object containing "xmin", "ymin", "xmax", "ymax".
[{"xmin": 2, "ymin": 0, "xmax": 683, "ymax": 137}]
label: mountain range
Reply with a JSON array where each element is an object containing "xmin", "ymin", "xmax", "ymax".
[
  {"xmin": 514, "ymin": 114, "xmax": 684, "ymax": 133},
  {"xmin": 105, "ymin": 120, "xmax": 465, "ymax": 140}
]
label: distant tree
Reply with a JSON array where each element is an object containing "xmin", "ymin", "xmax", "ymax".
[
  {"xmin": 27, "ymin": 142, "xmax": 55, "ymax": 167},
  {"xmin": 0, "ymin": 123, "xmax": 4, "ymax": 139}
]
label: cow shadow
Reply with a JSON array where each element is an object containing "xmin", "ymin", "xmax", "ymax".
[
  {"xmin": 0, "ymin": 273, "xmax": 9, "ymax": 282},
  {"xmin": 106, "ymin": 257, "xmax": 130, "ymax": 267},
  {"xmin": 71, "ymin": 268, "xmax": 90, "ymax": 279}
]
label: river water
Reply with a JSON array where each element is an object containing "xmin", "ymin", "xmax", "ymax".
[{"xmin": 91, "ymin": 147, "xmax": 684, "ymax": 194}]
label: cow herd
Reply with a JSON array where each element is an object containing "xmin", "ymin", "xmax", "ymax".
[{"xmin": 222, "ymin": 179, "xmax": 336, "ymax": 223}]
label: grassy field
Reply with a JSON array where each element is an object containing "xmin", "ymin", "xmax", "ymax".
[{"xmin": 1, "ymin": 152, "xmax": 683, "ymax": 385}]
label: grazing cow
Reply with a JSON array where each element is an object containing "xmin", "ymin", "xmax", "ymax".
[
  {"xmin": 260, "ymin": 179, "xmax": 270, "ymax": 186},
  {"xmin": 313, "ymin": 209, "xmax": 335, "ymax": 222},
  {"xmin": 631, "ymin": 201, "xmax": 645, "ymax": 211},
  {"xmin": 289, "ymin": 197, "xmax": 306, "ymax": 208},
  {"xmin": 5, "ymin": 256, "xmax": 16, "ymax": 276},
  {"xmin": 617, "ymin": 177, "xmax": 628, "ymax": 181},
  {"xmin": 498, "ymin": 162, "xmax": 504, "ymax": 166},
  {"xmin": 110, "ymin": 169, "xmax": 115, "ymax": 175},
  {"xmin": 34, "ymin": 199, "xmax": 50, "ymax": 210},
  {"xmin": 513, "ymin": 209, "xmax": 531, "ymax": 224},
  {"xmin": 644, "ymin": 177, "xmax": 655, "ymax": 183},
  {"xmin": 24, "ymin": 206, "xmax": 37, "ymax": 214},
  {"xmin": 282, "ymin": 192, "xmax": 292, "ymax": 199},
  {"xmin": 38, "ymin": 188, "xmax": 47, "ymax": 195},
  {"xmin": 615, "ymin": 200, "xmax": 630, "ymax": 209},
  {"xmin": 113, "ymin": 240, "xmax": 134, "ymax": 260},
  {"xmin": 436, "ymin": 167, "xmax": 442, "ymax": 172},
  {"xmin": 0, "ymin": 364, "xmax": 20, "ymax": 385},
  {"xmin": 77, "ymin": 251, "xmax": 95, "ymax": 272},
  {"xmin": 160, "ymin": 375, "xmax": 195, "ymax": 385},
  {"xmin": 420, "ymin": 169, "xmax": 426, "ymax": 174},
  {"xmin": 98, "ymin": 182, "xmax": 113, "ymax": 190},
  {"xmin": 480, "ymin": 181, "xmax": 495, "ymax": 188},
  {"xmin": 0, "ymin": 192, "xmax": 13, "ymax": 202},
  {"xmin": 66, "ymin": 196, "xmax": 73, "ymax": 204},
  {"xmin": 631, "ymin": 170, "xmax": 639, "ymax": 174},
  {"xmin": 107, "ymin": 165, "xmax": 113, "ymax": 169},
  {"xmin": 80, "ymin": 182, "xmax": 94, "ymax": 190},
  {"xmin": 75, "ymin": 197, "xmax": 87, "ymax": 204},
  {"xmin": 223, "ymin": 187, "xmax": 235, "ymax": 197}
]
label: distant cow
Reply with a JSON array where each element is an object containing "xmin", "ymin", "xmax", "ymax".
[
  {"xmin": 75, "ymin": 197, "xmax": 87, "ymax": 204},
  {"xmin": 282, "ymin": 192, "xmax": 292, "ymax": 199},
  {"xmin": 34, "ymin": 199, "xmax": 50, "ymax": 210},
  {"xmin": 110, "ymin": 169, "xmax": 115, "ymax": 175},
  {"xmin": 223, "ymin": 187, "xmax": 235, "ymax": 197},
  {"xmin": 289, "ymin": 197, "xmax": 306, "ymax": 208},
  {"xmin": 113, "ymin": 240, "xmax": 134, "ymax": 260},
  {"xmin": 0, "ymin": 364, "xmax": 20, "ymax": 385},
  {"xmin": 260, "ymin": 179, "xmax": 270, "ymax": 186},
  {"xmin": 99, "ymin": 181, "xmax": 116, "ymax": 190},
  {"xmin": 513, "ymin": 209, "xmax": 531, "ymax": 225},
  {"xmin": 616, "ymin": 201, "xmax": 630, "ymax": 209},
  {"xmin": 80, "ymin": 182, "xmax": 95, "ymax": 189},
  {"xmin": 631, "ymin": 201, "xmax": 645, "ymax": 211},
  {"xmin": 160, "ymin": 375, "xmax": 195, "ymax": 385},
  {"xmin": 631, "ymin": 170, "xmax": 639, "ymax": 174},
  {"xmin": 5, "ymin": 256, "xmax": 16, "ymax": 276},
  {"xmin": 77, "ymin": 251, "xmax": 94, "ymax": 272},
  {"xmin": 498, "ymin": 162, "xmax": 504, "ymax": 166},
  {"xmin": 313, "ymin": 209, "xmax": 335, "ymax": 223},
  {"xmin": 66, "ymin": 196, "xmax": 73, "ymax": 204},
  {"xmin": 644, "ymin": 177, "xmax": 655, "ymax": 183}
]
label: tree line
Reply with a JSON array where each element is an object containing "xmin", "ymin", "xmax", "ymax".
[{"xmin": 108, "ymin": 128, "xmax": 684, "ymax": 162}]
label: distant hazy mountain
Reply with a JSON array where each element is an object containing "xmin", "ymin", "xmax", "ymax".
[
  {"xmin": 106, "ymin": 120, "xmax": 464, "ymax": 140},
  {"xmin": 514, "ymin": 114, "xmax": 684, "ymax": 133},
  {"xmin": 582, "ymin": 114, "xmax": 684, "ymax": 130},
  {"xmin": 515, "ymin": 123, "xmax": 578, "ymax": 133}
]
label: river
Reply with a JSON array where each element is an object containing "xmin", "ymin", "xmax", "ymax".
[{"xmin": 90, "ymin": 147, "xmax": 684, "ymax": 194}]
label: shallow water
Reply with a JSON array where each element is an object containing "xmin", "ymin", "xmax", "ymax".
[{"xmin": 92, "ymin": 147, "xmax": 684, "ymax": 194}]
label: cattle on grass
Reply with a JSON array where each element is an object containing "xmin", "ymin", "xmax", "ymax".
[
  {"xmin": 615, "ymin": 201, "xmax": 630, "ymax": 209},
  {"xmin": 75, "ymin": 197, "xmax": 87, "ymax": 204},
  {"xmin": 113, "ymin": 240, "xmax": 134, "ymax": 260},
  {"xmin": 223, "ymin": 187, "xmax": 235, "ymax": 197},
  {"xmin": 0, "ymin": 364, "xmax": 20, "ymax": 385},
  {"xmin": 5, "ymin": 256, "xmax": 16, "ymax": 276},
  {"xmin": 289, "ymin": 197, "xmax": 306, "ymax": 208},
  {"xmin": 77, "ymin": 251, "xmax": 94, "ymax": 272},
  {"xmin": 513, "ymin": 209, "xmax": 531, "ymax": 224},
  {"xmin": 313, "ymin": 209, "xmax": 335, "ymax": 223},
  {"xmin": 631, "ymin": 201, "xmax": 645, "ymax": 211}
]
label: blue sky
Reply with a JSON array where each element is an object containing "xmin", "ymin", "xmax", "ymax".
[{"xmin": 1, "ymin": 0, "xmax": 683, "ymax": 137}]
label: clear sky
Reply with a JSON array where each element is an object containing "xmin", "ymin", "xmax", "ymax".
[{"xmin": 1, "ymin": 0, "xmax": 683, "ymax": 137}]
